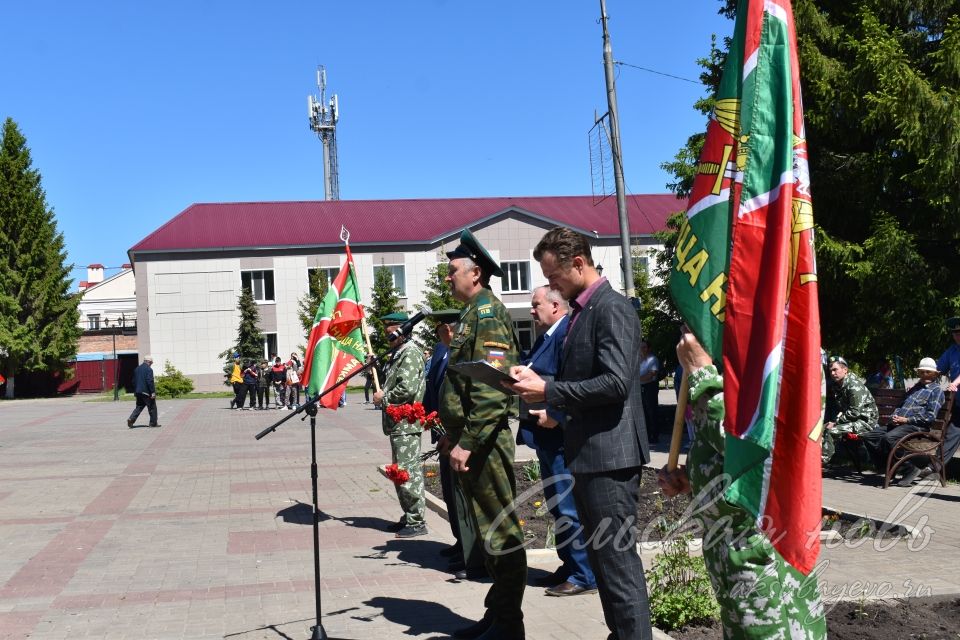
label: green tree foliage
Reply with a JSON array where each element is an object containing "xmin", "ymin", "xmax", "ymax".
[
  {"xmin": 0, "ymin": 118, "xmax": 81, "ymax": 398},
  {"xmin": 661, "ymin": 1, "xmax": 960, "ymax": 367},
  {"xmin": 368, "ymin": 263, "xmax": 402, "ymax": 357},
  {"xmin": 298, "ymin": 268, "xmax": 329, "ymax": 344},
  {"xmin": 155, "ymin": 360, "xmax": 194, "ymax": 398},
  {"xmin": 633, "ymin": 246, "xmax": 681, "ymax": 379},
  {"xmin": 218, "ymin": 287, "xmax": 264, "ymax": 380},
  {"xmin": 413, "ymin": 262, "xmax": 462, "ymax": 348}
]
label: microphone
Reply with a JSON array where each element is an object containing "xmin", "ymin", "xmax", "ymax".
[{"xmin": 387, "ymin": 305, "xmax": 432, "ymax": 342}]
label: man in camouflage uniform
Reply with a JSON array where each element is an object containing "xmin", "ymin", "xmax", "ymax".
[
  {"xmin": 822, "ymin": 356, "xmax": 879, "ymax": 465},
  {"xmin": 373, "ymin": 312, "xmax": 428, "ymax": 538},
  {"xmin": 659, "ymin": 331, "xmax": 826, "ymax": 640},
  {"xmin": 439, "ymin": 229, "xmax": 526, "ymax": 640}
]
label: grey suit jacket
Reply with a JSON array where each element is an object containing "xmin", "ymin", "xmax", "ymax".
[{"xmin": 545, "ymin": 280, "xmax": 650, "ymax": 474}]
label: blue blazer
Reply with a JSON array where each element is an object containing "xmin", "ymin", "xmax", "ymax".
[
  {"xmin": 517, "ymin": 315, "xmax": 568, "ymax": 451},
  {"xmin": 133, "ymin": 363, "xmax": 155, "ymax": 396}
]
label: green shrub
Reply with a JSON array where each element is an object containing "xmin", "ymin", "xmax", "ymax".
[
  {"xmin": 155, "ymin": 361, "xmax": 194, "ymax": 398},
  {"xmin": 646, "ymin": 533, "xmax": 720, "ymax": 631}
]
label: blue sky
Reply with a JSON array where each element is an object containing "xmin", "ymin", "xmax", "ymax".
[{"xmin": 2, "ymin": 1, "xmax": 731, "ymax": 281}]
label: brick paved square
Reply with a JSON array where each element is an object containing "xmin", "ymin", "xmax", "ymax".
[{"xmin": 1, "ymin": 394, "xmax": 959, "ymax": 639}]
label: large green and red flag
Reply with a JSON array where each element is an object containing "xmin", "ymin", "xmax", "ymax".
[
  {"xmin": 302, "ymin": 245, "xmax": 366, "ymax": 410},
  {"xmin": 670, "ymin": 0, "xmax": 822, "ymax": 574}
]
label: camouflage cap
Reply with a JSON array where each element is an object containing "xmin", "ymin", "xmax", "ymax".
[
  {"xmin": 431, "ymin": 309, "xmax": 462, "ymax": 324},
  {"xmin": 380, "ymin": 312, "xmax": 409, "ymax": 323},
  {"xmin": 947, "ymin": 317, "xmax": 960, "ymax": 332},
  {"xmin": 445, "ymin": 228, "xmax": 503, "ymax": 278}
]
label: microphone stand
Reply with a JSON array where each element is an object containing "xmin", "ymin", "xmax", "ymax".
[{"xmin": 255, "ymin": 342, "xmax": 403, "ymax": 640}]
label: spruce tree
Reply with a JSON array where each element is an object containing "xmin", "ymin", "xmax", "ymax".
[
  {"xmin": 413, "ymin": 262, "xmax": 462, "ymax": 348},
  {"xmin": 218, "ymin": 287, "xmax": 264, "ymax": 378},
  {"xmin": 661, "ymin": 1, "xmax": 960, "ymax": 365},
  {"xmin": 298, "ymin": 268, "xmax": 329, "ymax": 344},
  {"xmin": 0, "ymin": 118, "xmax": 81, "ymax": 398},
  {"xmin": 368, "ymin": 263, "xmax": 401, "ymax": 357}
]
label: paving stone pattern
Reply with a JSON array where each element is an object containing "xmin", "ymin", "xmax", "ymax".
[{"xmin": 0, "ymin": 393, "xmax": 959, "ymax": 639}]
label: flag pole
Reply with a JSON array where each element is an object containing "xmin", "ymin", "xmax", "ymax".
[
  {"xmin": 667, "ymin": 370, "xmax": 689, "ymax": 471},
  {"xmin": 341, "ymin": 225, "xmax": 381, "ymax": 394}
]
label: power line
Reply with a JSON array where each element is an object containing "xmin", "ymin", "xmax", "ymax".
[{"xmin": 614, "ymin": 60, "xmax": 701, "ymax": 85}]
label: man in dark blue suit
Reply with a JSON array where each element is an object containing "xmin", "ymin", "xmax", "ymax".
[
  {"xmin": 519, "ymin": 286, "xmax": 597, "ymax": 596},
  {"xmin": 127, "ymin": 355, "xmax": 160, "ymax": 428}
]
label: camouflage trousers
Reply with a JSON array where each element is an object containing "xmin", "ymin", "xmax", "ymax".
[
  {"xmin": 822, "ymin": 419, "xmax": 875, "ymax": 464},
  {"xmin": 390, "ymin": 432, "xmax": 425, "ymax": 527},
  {"xmin": 457, "ymin": 425, "xmax": 527, "ymax": 625},
  {"xmin": 702, "ymin": 527, "xmax": 826, "ymax": 640}
]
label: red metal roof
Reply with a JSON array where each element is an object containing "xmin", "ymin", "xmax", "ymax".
[{"xmin": 129, "ymin": 194, "xmax": 686, "ymax": 254}]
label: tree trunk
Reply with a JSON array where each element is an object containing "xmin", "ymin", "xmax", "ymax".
[{"xmin": 4, "ymin": 376, "xmax": 13, "ymax": 399}]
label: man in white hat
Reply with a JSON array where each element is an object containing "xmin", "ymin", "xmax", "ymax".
[
  {"xmin": 127, "ymin": 355, "xmax": 160, "ymax": 428},
  {"xmin": 860, "ymin": 357, "xmax": 944, "ymax": 485}
]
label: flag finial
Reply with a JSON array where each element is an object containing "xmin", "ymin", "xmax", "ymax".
[{"xmin": 340, "ymin": 225, "xmax": 350, "ymax": 244}]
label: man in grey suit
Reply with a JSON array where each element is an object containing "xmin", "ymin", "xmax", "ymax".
[{"xmin": 508, "ymin": 226, "xmax": 652, "ymax": 640}]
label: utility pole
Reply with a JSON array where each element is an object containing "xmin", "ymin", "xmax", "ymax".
[
  {"xmin": 599, "ymin": 0, "xmax": 636, "ymax": 300},
  {"xmin": 307, "ymin": 66, "xmax": 340, "ymax": 200}
]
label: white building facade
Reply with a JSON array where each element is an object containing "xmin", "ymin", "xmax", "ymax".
[{"xmin": 129, "ymin": 196, "xmax": 680, "ymax": 391}]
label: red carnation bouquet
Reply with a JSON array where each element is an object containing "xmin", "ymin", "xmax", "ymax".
[
  {"xmin": 384, "ymin": 401, "xmax": 447, "ymax": 461},
  {"xmin": 384, "ymin": 463, "xmax": 410, "ymax": 485}
]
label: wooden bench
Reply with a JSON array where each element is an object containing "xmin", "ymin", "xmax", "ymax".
[{"xmin": 854, "ymin": 387, "xmax": 956, "ymax": 488}]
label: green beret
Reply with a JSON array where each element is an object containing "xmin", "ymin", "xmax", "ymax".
[
  {"xmin": 445, "ymin": 228, "xmax": 504, "ymax": 278},
  {"xmin": 431, "ymin": 309, "xmax": 462, "ymax": 324},
  {"xmin": 947, "ymin": 317, "xmax": 960, "ymax": 331},
  {"xmin": 380, "ymin": 312, "xmax": 409, "ymax": 323}
]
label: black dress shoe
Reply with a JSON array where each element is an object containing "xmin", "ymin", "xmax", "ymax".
[
  {"xmin": 149, "ymin": 424, "xmax": 162, "ymax": 428},
  {"xmin": 127, "ymin": 419, "xmax": 134, "ymax": 428},
  {"xmin": 531, "ymin": 569, "xmax": 568, "ymax": 587},
  {"xmin": 545, "ymin": 581, "xmax": 598, "ymax": 597},
  {"xmin": 454, "ymin": 566, "xmax": 489, "ymax": 580},
  {"xmin": 475, "ymin": 621, "xmax": 524, "ymax": 640},
  {"xmin": 447, "ymin": 559, "xmax": 466, "ymax": 572},
  {"xmin": 451, "ymin": 615, "xmax": 494, "ymax": 639}
]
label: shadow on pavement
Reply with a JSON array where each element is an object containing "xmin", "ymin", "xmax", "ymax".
[
  {"xmin": 359, "ymin": 596, "xmax": 471, "ymax": 638},
  {"xmin": 276, "ymin": 501, "xmax": 315, "ymax": 525},
  {"xmin": 360, "ymin": 538, "xmax": 451, "ymax": 572}
]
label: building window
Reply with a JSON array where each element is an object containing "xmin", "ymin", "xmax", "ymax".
[
  {"xmin": 263, "ymin": 333, "xmax": 278, "ymax": 360},
  {"xmin": 241, "ymin": 270, "xmax": 275, "ymax": 302},
  {"xmin": 500, "ymin": 261, "xmax": 530, "ymax": 293},
  {"xmin": 88, "ymin": 314, "xmax": 101, "ymax": 330},
  {"xmin": 307, "ymin": 267, "xmax": 338, "ymax": 288},
  {"xmin": 513, "ymin": 319, "xmax": 534, "ymax": 354},
  {"xmin": 374, "ymin": 264, "xmax": 406, "ymax": 297}
]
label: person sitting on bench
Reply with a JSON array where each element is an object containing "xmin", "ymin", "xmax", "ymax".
[{"xmin": 860, "ymin": 357, "xmax": 945, "ymax": 486}]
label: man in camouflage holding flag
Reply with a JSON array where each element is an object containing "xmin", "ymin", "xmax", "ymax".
[
  {"xmin": 373, "ymin": 312, "xmax": 428, "ymax": 538},
  {"xmin": 440, "ymin": 229, "xmax": 526, "ymax": 640},
  {"xmin": 822, "ymin": 356, "xmax": 879, "ymax": 465},
  {"xmin": 659, "ymin": 331, "xmax": 827, "ymax": 639}
]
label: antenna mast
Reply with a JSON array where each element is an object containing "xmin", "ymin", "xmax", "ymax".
[{"xmin": 307, "ymin": 66, "xmax": 340, "ymax": 200}]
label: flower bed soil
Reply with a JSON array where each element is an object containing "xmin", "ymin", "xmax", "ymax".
[{"xmin": 670, "ymin": 595, "xmax": 960, "ymax": 639}]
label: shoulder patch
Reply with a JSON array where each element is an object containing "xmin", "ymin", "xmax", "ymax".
[
  {"xmin": 477, "ymin": 304, "xmax": 494, "ymax": 319},
  {"xmin": 483, "ymin": 341, "xmax": 510, "ymax": 350}
]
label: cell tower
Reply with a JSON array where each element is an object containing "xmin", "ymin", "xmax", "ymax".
[{"xmin": 307, "ymin": 66, "xmax": 340, "ymax": 200}]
